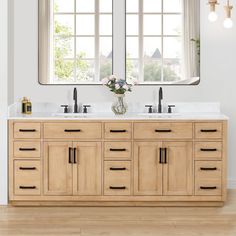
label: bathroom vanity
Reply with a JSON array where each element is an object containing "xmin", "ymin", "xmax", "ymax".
[{"xmin": 8, "ymin": 105, "xmax": 228, "ymax": 206}]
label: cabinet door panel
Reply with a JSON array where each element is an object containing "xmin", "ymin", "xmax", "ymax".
[
  {"xmin": 134, "ymin": 142, "xmax": 162, "ymax": 195},
  {"xmin": 163, "ymin": 142, "xmax": 193, "ymax": 196},
  {"xmin": 44, "ymin": 142, "xmax": 73, "ymax": 196},
  {"xmin": 73, "ymin": 142, "xmax": 102, "ymax": 195}
]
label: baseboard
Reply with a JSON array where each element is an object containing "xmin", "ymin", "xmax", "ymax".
[{"xmin": 228, "ymin": 179, "xmax": 236, "ymax": 189}]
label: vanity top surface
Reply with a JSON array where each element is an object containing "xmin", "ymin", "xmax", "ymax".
[
  {"xmin": 7, "ymin": 102, "xmax": 229, "ymax": 120},
  {"xmin": 8, "ymin": 112, "xmax": 228, "ymax": 120}
]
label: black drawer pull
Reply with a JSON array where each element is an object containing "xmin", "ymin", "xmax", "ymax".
[
  {"xmin": 64, "ymin": 129, "xmax": 81, "ymax": 132},
  {"xmin": 110, "ymin": 130, "xmax": 127, "ymax": 133},
  {"xmin": 19, "ymin": 129, "xmax": 36, "ymax": 132},
  {"xmin": 19, "ymin": 186, "xmax": 36, "ymax": 189},
  {"xmin": 110, "ymin": 167, "xmax": 127, "ymax": 171},
  {"xmin": 155, "ymin": 129, "xmax": 172, "ymax": 133},
  {"xmin": 110, "ymin": 148, "xmax": 126, "ymax": 152},
  {"xmin": 19, "ymin": 167, "xmax": 36, "ymax": 170},
  {"xmin": 200, "ymin": 167, "xmax": 217, "ymax": 171},
  {"xmin": 201, "ymin": 129, "xmax": 217, "ymax": 133},
  {"xmin": 200, "ymin": 148, "xmax": 217, "ymax": 152},
  {"xmin": 109, "ymin": 186, "xmax": 126, "ymax": 190},
  {"xmin": 19, "ymin": 148, "xmax": 36, "ymax": 151},
  {"xmin": 200, "ymin": 186, "xmax": 217, "ymax": 190}
]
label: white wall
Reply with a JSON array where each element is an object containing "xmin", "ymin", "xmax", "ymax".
[
  {"xmin": 0, "ymin": 0, "xmax": 9, "ymax": 205},
  {"xmin": 5, "ymin": 0, "xmax": 236, "ymax": 204}
]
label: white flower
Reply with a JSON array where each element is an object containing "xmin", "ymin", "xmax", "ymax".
[
  {"xmin": 130, "ymin": 78, "xmax": 139, "ymax": 85},
  {"xmin": 115, "ymin": 84, "xmax": 120, "ymax": 90},
  {"xmin": 101, "ymin": 77, "xmax": 109, "ymax": 85},
  {"xmin": 123, "ymin": 84, "xmax": 129, "ymax": 91},
  {"xmin": 109, "ymin": 75, "xmax": 117, "ymax": 81}
]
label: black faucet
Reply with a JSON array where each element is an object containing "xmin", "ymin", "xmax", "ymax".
[
  {"xmin": 158, "ymin": 87, "xmax": 163, "ymax": 113},
  {"xmin": 73, "ymin": 87, "xmax": 78, "ymax": 113}
]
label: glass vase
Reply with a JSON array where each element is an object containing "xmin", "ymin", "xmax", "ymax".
[{"xmin": 111, "ymin": 94, "xmax": 128, "ymax": 115}]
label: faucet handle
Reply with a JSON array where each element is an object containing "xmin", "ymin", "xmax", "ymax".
[
  {"xmin": 168, "ymin": 105, "xmax": 176, "ymax": 114},
  {"xmin": 83, "ymin": 105, "xmax": 91, "ymax": 114},
  {"xmin": 145, "ymin": 105, "xmax": 153, "ymax": 114},
  {"xmin": 61, "ymin": 105, "xmax": 69, "ymax": 114}
]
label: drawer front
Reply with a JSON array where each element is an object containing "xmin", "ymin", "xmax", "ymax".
[
  {"xmin": 195, "ymin": 161, "xmax": 222, "ymax": 196},
  {"xmin": 14, "ymin": 160, "xmax": 41, "ymax": 195},
  {"xmin": 195, "ymin": 161, "xmax": 222, "ymax": 179},
  {"xmin": 13, "ymin": 142, "xmax": 41, "ymax": 158},
  {"xmin": 134, "ymin": 123, "xmax": 193, "ymax": 140},
  {"xmin": 195, "ymin": 142, "xmax": 222, "ymax": 160},
  {"xmin": 44, "ymin": 123, "xmax": 102, "ymax": 139},
  {"xmin": 104, "ymin": 123, "xmax": 132, "ymax": 140},
  {"xmin": 104, "ymin": 161, "xmax": 131, "ymax": 195},
  {"xmin": 195, "ymin": 179, "xmax": 222, "ymax": 196},
  {"xmin": 14, "ymin": 123, "xmax": 41, "ymax": 139},
  {"xmin": 104, "ymin": 142, "xmax": 131, "ymax": 160},
  {"xmin": 195, "ymin": 123, "xmax": 223, "ymax": 139}
]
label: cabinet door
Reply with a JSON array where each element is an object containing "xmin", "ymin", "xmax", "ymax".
[
  {"xmin": 44, "ymin": 142, "xmax": 73, "ymax": 196},
  {"xmin": 163, "ymin": 142, "xmax": 193, "ymax": 196},
  {"xmin": 134, "ymin": 142, "xmax": 163, "ymax": 195},
  {"xmin": 73, "ymin": 142, "xmax": 102, "ymax": 195}
]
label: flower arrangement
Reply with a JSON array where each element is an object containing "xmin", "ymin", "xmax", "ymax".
[{"xmin": 102, "ymin": 75, "xmax": 138, "ymax": 95}]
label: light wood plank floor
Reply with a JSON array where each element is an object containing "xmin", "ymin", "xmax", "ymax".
[{"xmin": 1, "ymin": 191, "xmax": 236, "ymax": 236}]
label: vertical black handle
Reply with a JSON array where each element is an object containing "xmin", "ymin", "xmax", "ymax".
[
  {"xmin": 69, "ymin": 147, "xmax": 73, "ymax": 164},
  {"xmin": 73, "ymin": 148, "xmax": 77, "ymax": 164},
  {"xmin": 159, "ymin": 148, "xmax": 163, "ymax": 164},
  {"xmin": 164, "ymin": 148, "xmax": 167, "ymax": 164}
]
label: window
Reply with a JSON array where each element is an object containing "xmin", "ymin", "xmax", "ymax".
[
  {"xmin": 39, "ymin": 0, "xmax": 113, "ymax": 84},
  {"xmin": 39, "ymin": 0, "xmax": 200, "ymax": 85},
  {"xmin": 126, "ymin": 0, "xmax": 183, "ymax": 84}
]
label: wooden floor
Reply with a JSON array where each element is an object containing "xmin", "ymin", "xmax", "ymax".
[{"xmin": 1, "ymin": 191, "xmax": 236, "ymax": 236}]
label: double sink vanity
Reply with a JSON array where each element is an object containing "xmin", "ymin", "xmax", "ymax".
[{"xmin": 8, "ymin": 102, "xmax": 228, "ymax": 206}]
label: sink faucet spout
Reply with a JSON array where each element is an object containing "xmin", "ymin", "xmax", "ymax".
[
  {"xmin": 73, "ymin": 87, "xmax": 78, "ymax": 113},
  {"xmin": 158, "ymin": 87, "xmax": 163, "ymax": 113}
]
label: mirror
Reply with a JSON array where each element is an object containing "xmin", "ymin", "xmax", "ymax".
[
  {"xmin": 39, "ymin": 0, "xmax": 113, "ymax": 84},
  {"xmin": 126, "ymin": 0, "xmax": 200, "ymax": 85}
]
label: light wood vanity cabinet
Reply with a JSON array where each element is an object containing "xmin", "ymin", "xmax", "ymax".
[{"xmin": 8, "ymin": 120, "xmax": 227, "ymax": 206}]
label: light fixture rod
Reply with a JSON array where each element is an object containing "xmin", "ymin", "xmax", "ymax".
[{"xmin": 224, "ymin": 0, "xmax": 233, "ymax": 18}]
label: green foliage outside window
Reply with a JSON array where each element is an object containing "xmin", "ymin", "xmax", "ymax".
[{"xmin": 54, "ymin": 3, "xmax": 112, "ymax": 82}]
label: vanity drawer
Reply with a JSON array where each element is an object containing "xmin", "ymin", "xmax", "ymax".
[
  {"xmin": 104, "ymin": 142, "xmax": 131, "ymax": 160},
  {"xmin": 195, "ymin": 142, "xmax": 222, "ymax": 160},
  {"xmin": 13, "ymin": 141, "xmax": 41, "ymax": 158},
  {"xmin": 104, "ymin": 161, "xmax": 131, "ymax": 195},
  {"xmin": 195, "ymin": 161, "xmax": 222, "ymax": 196},
  {"xmin": 104, "ymin": 123, "xmax": 132, "ymax": 140},
  {"xmin": 13, "ymin": 123, "xmax": 41, "ymax": 139},
  {"xmin": 195, "ymin": 161, "xmax": 222, "ymax": 179},
  {"xmin": 14, "ymin": 160, "xmax": 41, "ymax": 196},
  {"xmin": 134, "ymin": 123, "xmax": 192, "ymax": 140},
  {"xmin": 195, "ymin": 179, "xmax": 222, "ymax": 196},
  {"xmin": 195, "ymin": 123, "xmax": 223, "ymax": 139},
  {"xmin": 44, "ymin": 123, "xmax": 102, "ymax": 139}
]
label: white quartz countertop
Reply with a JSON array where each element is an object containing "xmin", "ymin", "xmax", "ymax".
[
  {"xmin": 8, "ymin": 112, "xmax": 228, "ymax": 120},
  {"xmin": 7, "ymin": 102, "xmax": 229, "ymax": 120}
]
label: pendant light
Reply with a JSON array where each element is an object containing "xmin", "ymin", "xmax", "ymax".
[
  {"xmin": 208, "ymin": 0, "xmax": 219, "ymax": 22},
  {"xmin": 223, "ymin": 0, "xmax": 233, "ymax": 28}
]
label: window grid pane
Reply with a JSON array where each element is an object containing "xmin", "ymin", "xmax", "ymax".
[
  {"xmin": 126, "ymin": 0, "xmax": 183, "ymax": 83},
  {"xmin": 52, "ymin": 0, "xmax": 112, "ymax": 83}
]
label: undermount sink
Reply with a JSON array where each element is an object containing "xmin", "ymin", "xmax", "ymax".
[
  {"xmin": 138, "ymin": 113, "xmax": 181, "ymax": 118},
  {"xmin": 53, "ymin": 113, "xmax": 97, "ymax": 118}
]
